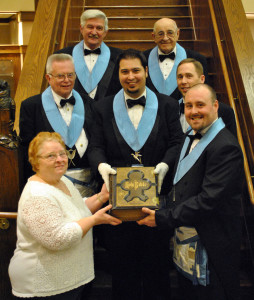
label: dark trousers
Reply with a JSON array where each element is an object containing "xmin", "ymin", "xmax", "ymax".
[
  {"xmin": 177, "ymin": 261, "xmax": 239, "ymax": 300},
  {"xmin": 104, "ymin": 222, "xmax": 172, "ymax": 300}
]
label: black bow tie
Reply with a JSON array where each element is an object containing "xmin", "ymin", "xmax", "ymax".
[
  {"xmin": 179, "ymin": 102, "xmax": 185, "ymax": 114},
  {"xmin": 187, "ymin": 132, "xmax": 203, "ymax": 141},
  {"xmin": 184, "ymin": 132, "xmax": 202, "ymax": 157},
  {"xmin": 60, "ymin": 96, "xmax": 75, "ymax": 107},
  {"xmin": 159, "ymin": 52, "xmax": 175, "ymax": 62},
  {"xmin": 84, "ymin": 48, "xmax": 101, "ymax": 56},
  {"xmin": 126, "ymin": 96, "xmax": 146, "ymax": 108}
]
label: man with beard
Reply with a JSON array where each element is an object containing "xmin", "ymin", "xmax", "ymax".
[{"xmin": 87, "ymin": 48, "xmax": 183, "ymax": 299}]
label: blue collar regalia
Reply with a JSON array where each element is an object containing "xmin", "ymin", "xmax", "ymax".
[
  {"xmin": 72, "ymin": 41, "xmax": 110, "ymax": 93},
  {"xmin": 41, "ymin": 87, "xmax": 85, "ymax": 148},
  {"xmin": 148, "ymin": 43, "xmax": 187, "ymax": 95},
  {"xmin": 113, "ymin": 88, "xmax": 158, "ymax": 151},
  {"xmin": 173, "ymin": 118, "xmax": 225, "ymax": 184}
]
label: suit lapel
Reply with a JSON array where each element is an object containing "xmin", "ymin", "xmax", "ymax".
[
  {"xmin": 142, "ymin": 115, "xmax": 160, "ymax": 165},
  {"xmin": 148, "ymin": 43, "xmax": 187, "ymax": 96},
  {"xmin": 94, "ymin": 59, "xmax": 115, "ymax": 100},
  {"xmin": 113, "ymin": 88, "xmax": 158, "ymax": 152},
  {"xmin": 173, "ymin": 118, "xmax": 225, "ymax": 184},
  {"xmin": 112, "ymin": 118, "xmax": 132, "ymax": 165}
]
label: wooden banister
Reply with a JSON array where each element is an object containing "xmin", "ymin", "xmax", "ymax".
[
  {"xmin": 0, "ymin": 212, "xmax": 17, "ymax": 219},
  {"xmin": 14, "ymin": 0, "xmax": 70, "ymax": 135},
  {"xmin": 59, "ymin": 0, "xmax": 72, "ymax": 50},
  {"xmin": 208, "ymin": 0, "xmax": 254, "ymax": 204}
]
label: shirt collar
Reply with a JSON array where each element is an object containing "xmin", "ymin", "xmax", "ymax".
[
  {"xmin": 193, "ymin": 118, "xmax": 218, "ymax": 135},
  {"xmin": 124, "ymin": 89, "xmax": 147, "ymax": 101},
  {"xmin": 83, "ymin": 42, "xmax": 101, "ymax": 51},
  {"xmin": 51, "ymin": 89, "xmax": 73, "ymax": 108},
  {"xmin": 158, "ymin": 45, "xmax": 176, "ymax": 56}
]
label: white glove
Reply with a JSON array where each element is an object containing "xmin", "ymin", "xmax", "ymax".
[
  {"xmin": 98, "ymin": 163, "xmax": 117, "ymax": 191},
  {"xmin": 154, "ymin": 162, "xmax": 169, "ymax": 194}
]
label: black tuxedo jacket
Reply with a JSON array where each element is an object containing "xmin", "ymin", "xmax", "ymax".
[
  {"xmin": 19, "ymin": 93, "xmax": 94, "ymax": 179},
  {"xmin": 87, "ymin": 92, "xmax": 184, "ymax": 193},
  {"xmin": 55, "ymin": 45, "xmax": 122, "ymax": 101},
  {"xmin": 143, "ymin": 47, "xmax": 208, "ymax": 100},
  {"xmin": 156, "ymin": 128, "xmax": 244, "ymax": 299}
]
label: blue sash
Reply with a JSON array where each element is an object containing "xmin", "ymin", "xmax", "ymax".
[
  {"xmin": 173, "ymin": 118, "xmax": 225, "ymax": 184},
  {"xmin": 41, "ymin": 87, "xmax": 84, "ymax": 148},
  {"xmin": 113, "ymin": 88, "xmax": 158, "ymax": 151},
  {"xmin": 72, "ymin": 41, "xmax": 110, "ymax": 93},
  {"xmin": 148, "ymin": 43, "xmax": 187, "ymax": 95}
]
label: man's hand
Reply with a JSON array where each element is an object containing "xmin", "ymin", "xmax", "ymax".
[
  {"xmin": 98, "ymin": 163, "xmax": 117, "ymax": 191},
  {"xmin": 154, "ymin": 162, "xmax": 169, "ymax": 194},
  {"xmin": 137, "ymin": 207, "xmax": 157, "ymax": 227}
]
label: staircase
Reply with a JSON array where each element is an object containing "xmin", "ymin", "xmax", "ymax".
[
  {"xmin": 64, "ymin": 0, "xmax": 196, "ymax": 52},
  {"xmin": 58, "ymin": 1, "xmax": 254, "ymax": 299}
]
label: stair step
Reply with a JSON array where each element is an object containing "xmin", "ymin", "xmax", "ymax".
[
  {"xmin": 67, "ymin": 16, "xmax": 193, "ymax": 28},
  {"xmin": 84, "ymin": 0, "xmax": 189, "ymax": 6},
  {"xmin": 71, "ymin": 6, "xmax": 190, "ymax": 17}
]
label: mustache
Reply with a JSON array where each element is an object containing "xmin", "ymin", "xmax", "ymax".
[{"xmin": 88, "ymin": 34, "xmax": 99, "ymax": 39}]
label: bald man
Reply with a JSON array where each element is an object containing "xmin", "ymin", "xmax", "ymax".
[
  {"xmin": 143, "ymin": 18, "xmax": 208, "ymax": 101},
  {"xmin": 138, "ymin": 84, "xmax": 243, "ymax": 300}
]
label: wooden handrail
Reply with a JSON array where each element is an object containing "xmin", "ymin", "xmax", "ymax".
[
  {"xmin": 14, "ymin": 0, "xmax": 69, "ymax": 135},
  {"xmin": 59, "ymin": 0, "xmax": 71, "ymax": 50},
  {"xmin": 0, "ymin": 212, "xmax": 17, "ymax": 219},
  {"xmin": 208, "ymin": 0, "xmax": 254, "ymax": 204}
]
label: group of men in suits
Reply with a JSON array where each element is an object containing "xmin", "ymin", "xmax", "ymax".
[{"xmin": 19, "ymin": 8, "xmax": 244, "ymax": 300}]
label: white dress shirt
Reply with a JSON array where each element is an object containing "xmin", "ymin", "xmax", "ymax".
[
  {"xmin": 124, "ymin": 90, "xmax": 146, "ymax": 129},
  {"xmin": 158, "ymin": 46, "xmax": 177, "ymax": 79},
  {"xmin": 189, "ymin": 118, "xmax": 218, "ymax": 153}
]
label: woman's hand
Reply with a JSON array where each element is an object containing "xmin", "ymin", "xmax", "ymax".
[
  {"xmin": 98, "ymin": 183, "xmax": 109, "ymax": 204},
  {"xmin": 93, "ymin": 204, "xmax": 122, "ymax": 226}
]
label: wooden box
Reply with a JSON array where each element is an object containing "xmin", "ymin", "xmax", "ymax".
[{"xmin": 109, "ymin": 166, "xmax": 159, "ymax": 221}]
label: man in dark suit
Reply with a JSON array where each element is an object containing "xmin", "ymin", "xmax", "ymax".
[
  {"xmin": 56, "ymin": 9, "xmax": 122, "ymax": 101},
  {"xmin": 143, "ymin": 18, "xmax": 208, "ymax": 100},
  {"xmin": 19, "ymin": 53, "xmax": 95, "ymax": 196},
  {"xmin": 87, "ymin": 49, "xmax": 183, "ymax": 299},
  {"xmin": 138, "ymin": 83, "xmax": 244, "ymax": 300},
  {"xmin": 177, "ymin": 58, "xmax": 237, "ymax": 136}
]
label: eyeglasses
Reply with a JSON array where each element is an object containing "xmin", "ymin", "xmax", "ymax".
[
  {"xmin": 38, "ymin": 151, "xmax": 68, "ymax": 161},
  {"xmin": 154, "ymin": 30, "xmax": 177, "ymax": 39},
  {"xmin": 48, "ymin": 73, "xmax": 76, "ymax": 81}
]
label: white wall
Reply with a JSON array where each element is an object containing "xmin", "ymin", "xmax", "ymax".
[
  {"xmin": 0, "ymin": 0, "xmax": 34, "ymax": 11},
  {"xmin": 242, "ymin": 0, "xmax": 254, "ymax": 12}
]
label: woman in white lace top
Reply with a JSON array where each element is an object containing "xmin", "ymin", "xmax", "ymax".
[{"xmin": 8, "ymin": 132, "xmax": 121, "ymax": 300}]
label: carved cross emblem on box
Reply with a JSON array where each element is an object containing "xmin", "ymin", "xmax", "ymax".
[{"xmin": 120, "ymin": 170, "xmax": 152, "ymax": 202}]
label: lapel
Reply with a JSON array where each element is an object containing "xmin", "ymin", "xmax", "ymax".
[
  {"xmin": 112, "ymin": 118, "xmax": 133, "ymax": 165},
  {"xmin": 41, "ymin": 87, "xmax": 85, "ymax": 148},
  {"xmin": 173, "ymin": 118, "xmax": 225, "ymax": 184},
  {"xmin": 142, "ymin": 115, "xmax": 160, "ymax": 165},
  {"xmin": 148, "ymin": 43, "xmax": 187, "ymax": 95},
  {"xmin": 72, "ymin": 41, "xmax": 110, "ymax": 94},
  {"xmin": 113, "ymin": 87, "xmax": 158, "ymax": 151},
  {"xmin": 94, "ymin": 59, "xmax": 115, "ymax": 100}
]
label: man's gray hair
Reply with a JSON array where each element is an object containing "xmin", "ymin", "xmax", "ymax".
[
  {"xmin": 80, "ymin": 9, "xmax": 108, "ymax": 31},
  {"xmin": 46, "ymin": 54, "xmax": 74, "ymax": 74}
]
